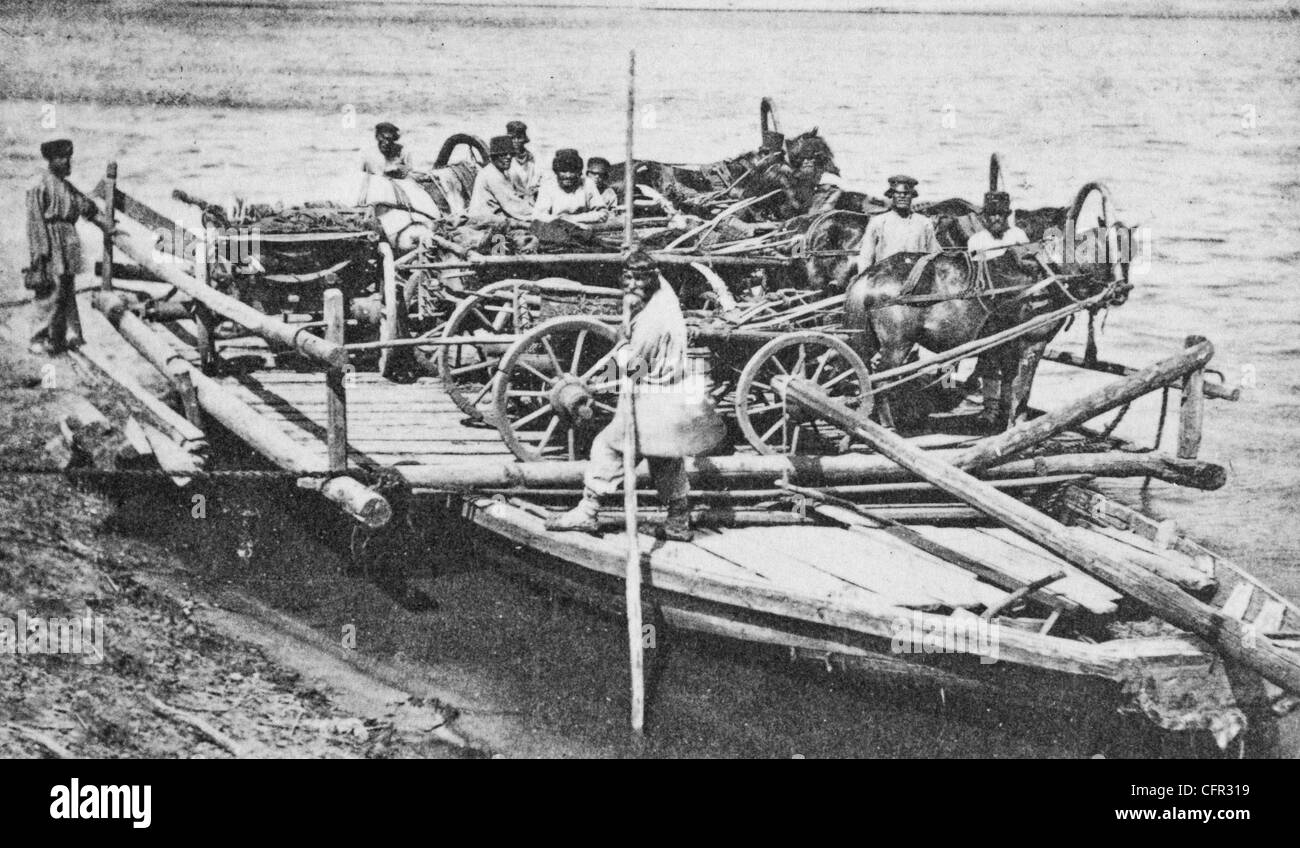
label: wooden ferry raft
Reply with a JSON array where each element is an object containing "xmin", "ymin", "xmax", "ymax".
[{"xmin": 80, "ymin": 173, "xmax": 1300, "ymax": 747}]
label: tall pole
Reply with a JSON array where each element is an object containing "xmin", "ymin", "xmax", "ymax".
[
  {"xmin": 100, "ymin": 162, "xmax": 117, "ymax": 292},
  {"xmin": 621, "ymin": 49, "xmax": 646, "ymax": 738}
]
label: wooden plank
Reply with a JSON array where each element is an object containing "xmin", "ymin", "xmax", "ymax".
[
  {"xmin": 1219, "ymin": 583, "xmax": 1254, "ymax": 620},
  {"xmin": 780, "ymin": 374, "xmax": 1300, "ymax": 696},
  {"xmin": 1254, "ymin": 601, "xmax": 1286, "ymax": 636},
  {"xmin": 916, "ymin": 527, "xmax": 1121, "ymax": 616}
]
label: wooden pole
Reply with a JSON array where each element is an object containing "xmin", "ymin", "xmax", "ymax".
[
  {"xmin": 951, "ymin": 339, "xmax": 1214, "ymax": 472},
  {"xmin": 324, "ymin": 289, "xmax": 349, "ymax": 473},
  {"xmin": 1177, "ymin": 335, "xmax": 1206, "ymax": 459},
  {"xmin": 778, "ymin": 375, "xmax": 1300, "ymax": 695},
  {"xmin": 621, "ymin": 49, "xmax": 646, "ymax": 738},
  {"xmin": 107, "ymin": 227, "xmax": 347, "ymax": 369},
  {"xmin": 100, "ymin": 162, "xmax": 117, "ymax": 292},
  {"xmin": 1044, "ymin": 348, "xmax": 1239, "ymax": 401},
  {"xmin": 392, "ymin": 450, "xmax": 1226, "ymax": 492},
  {"xmin": 94, "ymin": 294, "xmax": 390, "ymax": 527}
]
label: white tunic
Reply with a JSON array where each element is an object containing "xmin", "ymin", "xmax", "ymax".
[
  {"xmin": 532, "ymin": 176, "xmax": 609, "ymax": 225},
  {"xmin": 967, "ymin": 225, "xmax": 1029, "ymax": 259},
  {"xmin": 857, "ymin": 209, "xmax": 938, "ymax": 270}
]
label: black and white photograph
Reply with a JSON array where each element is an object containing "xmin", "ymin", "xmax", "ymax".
[{"xmin": 0, "ymin": 0, "xmax": 1297, "ymax": 776}]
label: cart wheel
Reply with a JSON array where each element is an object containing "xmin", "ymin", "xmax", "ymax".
[
  {"xmin": 492, "ymin": 317, "xmax": 619, "ymax": 461},
  {"xmin": 438, "ymin": 280, "xmax": 529, "ymax": 420},
  {"xmin": 735, "ymin": 332, "xmax": 872, "ymax": 455}
]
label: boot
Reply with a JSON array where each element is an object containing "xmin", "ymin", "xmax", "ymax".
[
  {"xmin": 545, "ymin": 489, "xmax": 601, "ymax": 533},
  {"xmin": 657, "ymin": 497, "xmax": 694, "ymax": 542}
]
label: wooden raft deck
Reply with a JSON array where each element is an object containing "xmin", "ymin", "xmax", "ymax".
[{"xmin": 216, "ymin": 371, "xmax": 516, "ymax": 468}]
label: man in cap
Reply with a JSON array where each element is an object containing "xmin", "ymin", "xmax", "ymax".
[
  {"xmin": 855, "ymin": 175, "xmax": 938, "ymax": 271},
  {"xmin": 959, "ymin": 190, "xmax": 1031, "ymax": 423},
  {"xmin": 362, "ymin": 122, "xmax": 414, "ymax": 179},
  {"xmin": 532, "ymin": 149, "xmax": 609, "ymax": 225},
  {"xmin": 26, "ymin": 139, "xmax": 103, "ymax": 354},
  {"xmin": 545, "ymin": 251, "xmax": 720, "ymax": 542},
  {"xmin": 505, "ymin": 120, "xmax": 541, "ymax": 202},
  {"xmin": 967, "ymin": 190, "xmax": 1029, "ymax": 259},
  {"xmin": 468, "ymin": 135, "xmax": 535, "ymax": 224}
]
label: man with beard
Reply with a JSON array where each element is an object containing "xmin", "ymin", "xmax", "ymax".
[
  {"xmin": 532, "ymin": 149, "xmax": 609, "ymax": 225},
  {"xmin": 855, "ymin": 174, "xmax": 938, "ymax": 271},
  {"xmin": 967, "ymin": 190, "xmax": 1029, "ymax": 258},
  {"xmin": 26, "ymin": 139, "xmax": 103, "ymax": 354},
  {"xmin": 544, "ymin": 252, "xmax": 723, "ymax": 542}
]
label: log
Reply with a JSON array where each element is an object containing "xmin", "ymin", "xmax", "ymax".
[
  {"xmin": 1178, "ymin": 335, "xmax": 1206, "ymax": 459},
  {"xmin": 779, "ymin": 375, "xmax": 1300, "ymax": 696},
  {"xmin": 1044, "ymin": 349, "xmax": 1239, "ymax": 401},
  {"xmin": 72, "ymin": 341, "xmax": 207, "ymax": 452},
  {"xmin": 393, "ymin": 449, "xmax": 1225, "ymax": 492},
  {"xmin": 323, "ymin": 289, "xmax": 348, "ymax": 473},
  {"xmin": 142, "ymin": 423, "xmax": 203, "ymax": 487},
  {"xmin": 95, "ymin": 296, "xmax": 391, "ymax": 527},
  {"xmin": 93, "ymin": 260, "xmax": 168, "ymax": 284},
  {"xmin": 107, "ymin": 227, "xmax": 347, "ymax": 369},
  {"xmin": 953, "ymin": 339, "xmax": 1215, "ymax": 472}
]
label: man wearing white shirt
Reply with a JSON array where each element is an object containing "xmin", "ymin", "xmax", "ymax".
[
  {"xmin": 506, "ymin": 120, "xmax": 542, "ymax": 202},
  {"xmin": 855, "ymin": 175, "xmax": 938, "ymax": 272},
  {"xmin": 533, "ymin": 149, "xmax": 609, "ymax": 225},
  {"xmin": 967, "ymin": 191, "xmax": 1029, "ymax": 258}
]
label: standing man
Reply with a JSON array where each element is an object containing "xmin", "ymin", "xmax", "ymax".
[
  {"xmin": 961, "ymin": 189, "xmax": 1031, "ymax": 423},
  {"xmin": 468, "ymin": 135, "xmax": 535, "ymax": 224},
  {"xmin": 967, "ymin": 190, "xmax": 1029, "ymax": 258},
  {"xmin": 26, "ymin": 139, "xmax": 102, "ymax": 355},
  {"xmin": 545, "ymin": 251, "xmax": 722, "ymax": 542},
  {"xmin": 506, "ymin": 120, "xmax": 541, "ymax": 202},
  {"xmin": 532, "ymin": 149, "xmax": 609, "ymax": 225},
  {"xmin": 855, "ymin": 175, "xmax": 938, "ymax": 272}
]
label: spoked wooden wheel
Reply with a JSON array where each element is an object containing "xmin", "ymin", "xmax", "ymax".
[
  {"xmin": 735, "ymin": 332, "xmax": 872, "ymax": 455},
  {"xmin": 492, "ymin": 317, "xmax": 619, "ymax": 461},
  {"xmin": 437, "ymin": 280, "xmax": 530, "ymax": 420}
]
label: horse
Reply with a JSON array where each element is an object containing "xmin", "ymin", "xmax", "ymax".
[
  {"xmin": 607, "ymin": 127, "xmax": 839, "ymax": 220},
  {"xmin": 843, "ymin": 221, "xmax": 1131, "ymax": 432}
]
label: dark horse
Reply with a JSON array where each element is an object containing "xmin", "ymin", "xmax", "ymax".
[
  {"xmin": 844, "ymin": 225, "xmax": 1131, "ymax": 431},
  {"xmin": 608, "ymin": 128, "xmax": 837, "ymax": 219}
]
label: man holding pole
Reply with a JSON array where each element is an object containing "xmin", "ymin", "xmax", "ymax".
[{"xmin": 545, "ymin": 251, "xmax": 722, "ymax": 542}]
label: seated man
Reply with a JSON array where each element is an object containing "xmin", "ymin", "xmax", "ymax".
[
  {"xmin": 363, "ymin": 122, "xmax": 414, "ymax": 179},
  {"xmin": 544, "ymin": 251, "xmax": 722, "ymax": 542},
  {"xmin": 585, "ymin": 156, "xmax": 618, "ymax": 209},
  {"xmin": 856, "ymin": 175, "xmax": 938, "ymax": 272},
  {"xmin": 506, "ymin": 120, "xmax": 542, "ymax": 202},
  {"xmin": 532, "ymin": 149, "xmax": 609, "ymax": 226},
  {"xmin": 468, "ymin": 135, "xmax": 535, "ymax": 225},
  {"xmin": 967, "ymin": 190, "xmax": 1029, "ymax": 258}
]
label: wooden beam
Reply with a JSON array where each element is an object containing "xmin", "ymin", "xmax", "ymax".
[
  {"xmin": 779, "ymin": 375, "xmax": 1300, "ymax": 696},
  {"xmin": 1044, "ymin": 349, "xmax": 1239, "ymax": 401},
  {"xmin": 952, "ymin": 339, "xmax": 1215, "ymax": 472},
  {"xmin": 106, "ymin": 227, "xmax": 347, "ymax": 369},
  {"xmin": 100, "ymin": 162, "xmax": 117, "ymax": 292},
  {"xmin": 95, "ymin": 295, "xmax": 389, "ymax": 527},
  {"xmin": 392, "ymin": 449, "xmax": 1225, "ymax": 492},
  {"xmin": 1177, "ymin": 335, "xmax": 1206, "ymax": 459},
  {"xmin": 410, "ymin": 251, "xmax": 789, "ymax": 271},
  {"xmin": 324, "ymin": 289, "xmax": 348, "ymax": 474}
]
